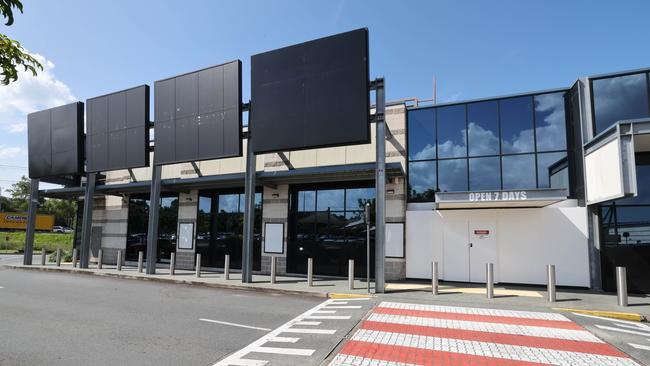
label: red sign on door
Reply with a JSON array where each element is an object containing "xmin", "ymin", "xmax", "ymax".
[{"xmin": 474, "ymin": 229, "xmax": 490, "ymax": 236}]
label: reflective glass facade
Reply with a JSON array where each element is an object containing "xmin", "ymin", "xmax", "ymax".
[
  {"xmin": 126, "ymin": 193, "xmax": 179, "ymax": 262},
  {"xmin": 407, "ymin": 91, "xmax": 570, "ymax": 201},
  {"xmin": 591, "ymin": 72, "xmax": 650, "ymax": 135},
  {"xmin": 287, "ymin": 183, "xmax": 375, "ymax": 277}
]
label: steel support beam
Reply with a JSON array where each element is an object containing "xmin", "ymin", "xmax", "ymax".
[
  {"xmin": 242, "ymin": 131, "xmax": 256, "ymax": 283},
  {"xmin": 145, "ymin": 164, "xmax": 162, "ymax": 274},
  {"xmin": 374, "ymin": 77, "xmax": 386, "ymax": 293},
  {"xmin": 23, "ymin": 178, "xmax": 39, "ymax": 265},
  {"xmin": 79, "ymin": 172, "xmax": 97, "ymax": 268}
]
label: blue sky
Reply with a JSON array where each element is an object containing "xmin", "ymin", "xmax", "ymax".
[{"xmin": 1, "ymin": 0, "xmax": 650, "ymax": 191}]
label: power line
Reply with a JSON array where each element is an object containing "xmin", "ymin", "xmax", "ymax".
[{"xmin": 0, "ymin": 165, "xmax": 27, "ymax": 169}]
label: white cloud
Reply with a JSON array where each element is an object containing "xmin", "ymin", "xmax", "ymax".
[
  {"xmin": 0, "ymin": 53, "xmax": 75, "ymax": 134},
  {"xmin": 0, "ymin": 146, "xmax": 22, "ymax": 159}
]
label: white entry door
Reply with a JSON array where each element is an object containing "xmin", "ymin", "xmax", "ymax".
[
  {"xmin": 443, "ymin": 220, "xmax": 470, "ymax": 282},
  {"xmin": 469, "ymin": 218, "xmax": 497, "ymax": 283}
]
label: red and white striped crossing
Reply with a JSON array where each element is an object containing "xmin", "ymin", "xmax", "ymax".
[{"xmin": 329, "ymin": 301, "xmax": 639, "ymax": 366}]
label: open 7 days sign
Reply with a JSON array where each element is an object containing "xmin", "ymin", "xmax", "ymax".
[{"xmin": 469, "ymin": 191, "xmax": 528, "ymax": 202}]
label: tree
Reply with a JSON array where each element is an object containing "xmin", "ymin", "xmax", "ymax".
[
  {"xmin": 0, "ymin": 0, "xmax": 42, "ymax": 85},
  {"xmin": 6, "ymin": 175, "xmax": 30, "ymax": 211}
]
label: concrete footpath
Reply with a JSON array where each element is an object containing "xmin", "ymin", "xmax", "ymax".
[{"xmin": 4, "ymin": 261, "xmax": 649, "ymax": 321}]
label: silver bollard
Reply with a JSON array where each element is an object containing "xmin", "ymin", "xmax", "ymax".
[
  {"xmin": 41, "ymin": 248, "xmax": 46, "ymax": 266},
  {"xmin": 224, "ymin": 254, "xmax": 230, "ymax": 280},
  {"xmin": 432, "ymin": 261, "xmax": 439, "ymax": 295},
  {"xmin": 547, "ymin": 264, "xmax": 556, "ymax": 302},
  {"xmin": 348, "ymin": 259, "xmax": 355, "ymax": 290},
  {"xmin": 616, "ymin": 266, "xmax": 628, "ymax": 307},
  {"xmin": 486, "ymin": 263, "xmax": 494, "ymax": 299},
  {"xmin": 169, "ymin": 252, "xmax": 175, "ymax": 275},
  {"xmin": 56, "ymin": 248, "xmax": 61, "ymax": 267},
  {"xmin": 307, "ymin": 258, "xmax": 314, "ymax": 287},
  {"xmin": 195, "ymin": 253, "xmax": 201, "ymax": 278},
  {"xmin": 72, "ymin": 248, "xmax": 78, "ymax": 268},
  {"xmin": 137, "ymin": 251, "xmax": 144, "ymax": 273},
  {"xmin": 97, "ymin": 249, "xmax": 103, "ymax": 269},
  {"xmin": 270, "ymin": 256, "xmax": 277, "ymax": 284},
  {"xmin": 117, "ymin": 250, "xmax": 123, "ymax": 271}
]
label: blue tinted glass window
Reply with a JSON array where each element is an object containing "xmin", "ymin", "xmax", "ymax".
[
  {"xmin": 438, "ymin": 158, "xmax": 468, "ymax": 192},
  {"xmin": 502, "ymin": 154, "xmax": 536, "ymax": 189},
  {"xmin": 592, "ymin": 73, "xmax": 649, "ymax": 135},
  {"xmin": 408, "ymin": 161, "xmax": 436, "ymax": 201},
  {"xmin": 469, "ymin": 157, "xmax": 500, "ymax": 191},
  {"xmin": 345, "ymin": 188, "xmax": 374, "ymax": 210},
  {"xmin": 500, "ymin": 96, "xmax": 534, "ymax": 154},
  {"xmin": 437, "ymin": 105, "xmax": 467, "ymax": 158},
  {"xmin": 298, "ymin": 191, "xmax": 315, "ymax": 212},
  {"xmin": 219, "ymin": 194, "xmax": 239, "ymax": 213},
  {"xmin": 408, "ymin": 108, "xmax": 436, "ymax": 160},
  {"xmin": 317, "ymin": 189, "xmax": 345, "ymax": 211},
  {"xmin": 467, "ymin": 101, "xmax": 499, "ymax": 156},
  {"xmin": 537, "ymin": 152, "xmax": 568, "ymax": 189},
  {"xmin": 535, "ymin": 93, "xmax": 567, "ymax": 152}
]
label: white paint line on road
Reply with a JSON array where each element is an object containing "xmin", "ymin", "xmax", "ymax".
[
  {"xmin": 293, "ymin": 321, "xmax": 321, "ymax": 326},
  {"xmin": 325, "ymin": 305, "xmax": 362, "ymax": 309},
  {"xmin": 614, "ymin": 322, "xmax": 650, "ymax": 331},
  {"xmin": 250, "ymin": 346, "xmax": 315, "ymax": 356},
  {"xmin": 0, "ymin": 286, "xmax": 4, "ymax": 289},
  {"xmin": 267, "ymin": 336, "xmax": 299, "ymax": 343},
  {"xmin": 313, "ymin": 310, "xmax": 337, "ymax": 314},
  {"xmin": 304, "ymin": 315, "xmax": 351, "ymax": 320},
  {"xmin": 282, "ymin": 328, "xmax": 336, "ymax": 335},
  {"xmin": 629, "ymin": 343, "xmax": 650, "ymax": 351},
  {"xmin": 595, "ymin": 325, "xmax": 650, "ymax": 337},
  {"xmin": 228, "ymin": 359, "xmax": 267, "ymax": 366},
  {"xmin": 200, "ymin": 318, "xmax": 272, "ymax": 332}
]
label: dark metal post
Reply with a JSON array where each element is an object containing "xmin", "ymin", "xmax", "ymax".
[
  {"xmin": 145, "ymin": 164, "xmax": 162, "ymax": 275},
  {"xmin": 374, "ymin": 78, "xmax": 386, "ymax": 293},
  {"xmin": 242, "ymin": 128, "xmax": 256, "ymax": 283},
  {"xmin": 365, "ymin": 202, "xmax": 371, "ymax": 293},
  {"xmin": 80, "ymin": 172, "xmax": 97, "ymax": 269},
  {"xmin": 23, "ymin": 178, "xmax": 39, "ymax": 265}
]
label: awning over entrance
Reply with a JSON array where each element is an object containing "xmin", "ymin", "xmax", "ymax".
[
  {"xmin": 584, "ymin": 118, "xmax": 650, "ymax": 205},
  {"xmin": 39, "ymin": 162, "xmax": 404, "ymax": 199},
  {"xmin": 434, "ymin": 188, "xmax": 569, "ymax": 209}
]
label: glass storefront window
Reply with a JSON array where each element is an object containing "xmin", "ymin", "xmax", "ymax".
[
  {"xmin": 502, "ymin": 154, "xmax": 536, "ymax": 189},
  {"xmin": 537, "ymin": 152, "xmax": 568, "ymax": 189},
  {"xmin": 408, "ymin": 108, "xmax": 436, "ymax": 160},
  {"xmin": 467, "ymin": 101, "xmax": 499, "ymax": 156},
  {"xmin": 126, "ymin": 193, "xmax": 179, "ymax": 262},
  {"xmin": 437, "ymin": 104, "xmax": 467, "ymax": 158},
  {"xmin": 408, "ymin": 160, "xmax": 436, "ymax": 201},
  {"xmin": 500, "ymin": 96, "xmax": 534, "ymax": 154},
  {"xmin": 592, "ymin": 73, "xmax": 649, "ymax": 135},
  {"xmin": 535, "ymin": 92, "xmax": 567, "ymax": 152},
  {"xmin": 346, "ymin": 188, "xmax": 374, "ymax": 211},
  {"xmin": 316, "ymin": 189, "xmax": 345, "ymax": 211},
  {"xmin": 297, "ymin": 191, "xmax": 315, "ymax": 212},
  {"xmin": 469, "ymin": 156, "xmax": 500, "ymax": 191},
  {"xmin": 438, "ymin": 158, "xmax": 468, "ymax": 192}
]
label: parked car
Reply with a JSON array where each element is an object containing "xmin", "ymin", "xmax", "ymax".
[{"xmin": 52, "ymin": 226, "xmax": 73, "ymax": 233}]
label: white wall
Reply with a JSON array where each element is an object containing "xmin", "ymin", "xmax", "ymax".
[
  {"xmin": 585, "ymin": 138, "xmax": 623, "ymax": 204},
  {"xmin": 405, "ymin": 203, "xmax": 590, "ymax": 287}
]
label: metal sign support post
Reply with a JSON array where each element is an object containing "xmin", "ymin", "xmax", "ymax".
[
  {"xmin": 242, "ymin": 133, "xmax": 256, "ymax": 283},
  {"xmin": 373, "ymin": 77, "xmax": 386, "ymax": 294},
  {"xmin": 23, "ymin": 178, "xmax": 40, "ymax": 265},
  {"xmin": 79, "ymin": 172, "xmax": 96, "ymax": 268},
  {"xmin": 365, "ymin": 202, "xmax": 371, "ymax": 293},
  {"xmin": 145, "ymin": 163, "xmax": 162, "ymax": 275}
]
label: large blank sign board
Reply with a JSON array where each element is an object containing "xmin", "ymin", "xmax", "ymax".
[
  {"xmin": 86, "ymin": 85, "xmax": 150, "ymax": 172},
  {"xmin": 28, "ymin": 102, "xmax": 84, "ymax": 179},
  {"xmin": 154, "ymin": 60, "xmax": 242, "ymax": 165},
  {"xmin": 250, "ymin": 28, "xmax": 370, "ymax": 154}
]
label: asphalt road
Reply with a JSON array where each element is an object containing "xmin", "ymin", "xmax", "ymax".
[{"xmin": 0, "ymin": 266, "xmax": 330, "ymax": 366}]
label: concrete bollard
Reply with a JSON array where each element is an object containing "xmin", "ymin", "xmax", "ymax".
[
  {"xmin": 224, "ymin": 254, "xmax": 230, "ymax": 280},
  {"xmin": 307, "ymin": 258, "xmax": 314, "ymax": 287},
  {"xmin": 270, "ymin": 256, "xmax": 277, "ymax": 284},
  {"xmin": 486, "ymin": 263, "xmax": 494, "ymax": 299},
  {"xmin": 41, "ymin": 248, "xmax": 46, "ymax": 266},
  {"xmin": 117, "ymin": 250, "xmax": 123, "ymax": 271},
  {"xmin": 72, "ymin": 248, "xmax": 78, "ymax": 268},
  {"xmin": 137, "ymin": 251, "xmax": 144, "ymax": 273},
  {"xmin": 348, "ymin": 259, "xmax": 355, "ymax": 290},
  {"xmin": 169, "ymin": 252, "xmax": 175, "ymax": 275},
  {"xmin": 432, "ymin": 261, "xmax": 439, "ymax": 295},
  {"xmin": 56, "ymin": 248, "xmax": 61, "ymax": 267},
  {"xmin": 97, "ymin": 249, "xmax": 103, "ymax": 269},
  {"xmin": 195, "ymin": 253, "xmax": 202, "ymax": 278},
  {"xmin": 547, "ymin": 264, "xmax": 556, "ymax": 302},
  {"xmin": 616, "ymin": 266, "xmax": 628, "ymax": 307}
]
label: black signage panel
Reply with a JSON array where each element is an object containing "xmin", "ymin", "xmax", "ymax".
[
  {"xmin": 86, "ymin": 85, "xmax": 150, "ymax": 172},
  {"xmin": 28, "ymin": 102, "xmax": 84, "ymax": 179},
  {"xmin": 250, "ymin": 28, "xmax": 370, "ymax": 154},
  {"xmin": 154, "ymin": 60, "xmax": 242, "ymax": 165}
]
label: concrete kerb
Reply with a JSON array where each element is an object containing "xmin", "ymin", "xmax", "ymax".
[{"xmin": 553, "ymin": 307, "xmax": 647, "ymax": 322}]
